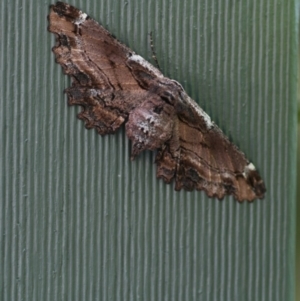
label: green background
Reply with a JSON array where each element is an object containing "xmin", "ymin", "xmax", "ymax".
[{"xmin": 1, "ymin": 0, "xmax": 298, "ymax": 300}]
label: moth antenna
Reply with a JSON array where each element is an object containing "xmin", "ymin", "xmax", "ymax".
[{"xmin": 149, "ymin": 31, "xmax": 161, "ymax": 71}]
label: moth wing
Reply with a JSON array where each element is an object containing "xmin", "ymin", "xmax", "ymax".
[
  {"xmin": 154, "ymin": 95, "xmax": 266, "ymax": 201},
  {"xmin": 48, "ymin": 2, "xmax": 144, "ymax": 90},
  {"xmin": 48, "ymin": 2, "xmax": 163, "ymax": 134}
]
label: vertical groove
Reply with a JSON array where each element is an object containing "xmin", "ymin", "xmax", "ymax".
[
  {"xmin": 0, "ymin": 1, "xmax": 6, "ymax": 301},
  {"xmin": 0, "ymin": 0, "xmax": 297, "ymax": 300}
]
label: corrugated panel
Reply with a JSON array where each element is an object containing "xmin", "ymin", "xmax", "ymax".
[
  {"xmin": 297, "ymin": 123, "xmax": 300, "ymax": 301},
  {"xmin": 0, "ymin": 0, "xmax": 297, "ymax": 300}
]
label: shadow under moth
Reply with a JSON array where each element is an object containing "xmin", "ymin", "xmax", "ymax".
[{"xmin": 48, "ymin": 2, "xmax": 266, "ymax": 202}]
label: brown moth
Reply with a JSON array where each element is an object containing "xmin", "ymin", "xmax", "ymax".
[{"xmin": 48, "ymin": 2, "xmax": 266, "ymax": 201}]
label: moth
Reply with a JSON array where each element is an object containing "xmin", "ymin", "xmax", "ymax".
[{"xmin": 48, "ymin": 2, "xmax": 266, "ymax": 201}]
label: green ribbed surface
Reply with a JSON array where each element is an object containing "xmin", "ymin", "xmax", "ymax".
[{"xmin": 0, "ymin": 1, "xmax": 297, "ymax": 300}]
